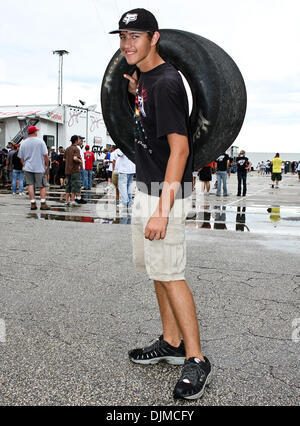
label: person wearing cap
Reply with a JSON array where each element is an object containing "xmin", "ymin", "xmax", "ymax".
[
  {"xmin": 5, "ymin": 142, "xmax": 16, "ymax": 184},
  {"xmin": 64, "ymin": 135, "xmax": 83, "ymax": 206},
  {"xmin": 49, "ymin": 146, "xmax": 59, "ymax": 185},
  {"xmin": 18, "ymin": 126, "xmax": 50, "ymax": 210},
  {"xmin": 110, "ymin": 8, "xmax": 211, "ymax": 401},
  {"xmin": 83, "ymin": 145, "xmax": 95, "ymax": 190},
  {"xmin": 75, "ymin": 136, "xmax": 87, "ymax": 204},
  {"xmin": 11, "ymin": 144, "xmax": 24, "ymax": 196}
]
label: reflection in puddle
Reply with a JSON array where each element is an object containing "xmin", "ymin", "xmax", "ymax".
[
  {"xmin": 25, "ymin": 201, "xmax": 300, "ymax": 235},
  {"xmin": 267, "ymin": 207, "xmax": 280, "ymax": 224},
  {"xmin": 27, "ymin": 212, "xmax": 131, "ymax": 225}
]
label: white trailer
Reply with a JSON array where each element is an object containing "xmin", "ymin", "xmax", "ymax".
[{"xmin": 0, "ymin": 104, "xmax": 113, "ymax": 156}]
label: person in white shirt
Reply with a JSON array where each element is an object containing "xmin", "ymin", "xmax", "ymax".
[
  {"xmin": 117, "ymin": 149, "xmax": 136, "ymax": 207},
  {"xmin": 110, "ymin": 146, "xmax": 120, "ymax": 200}
]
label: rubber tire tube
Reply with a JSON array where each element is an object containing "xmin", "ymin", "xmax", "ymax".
[{"xmin": 101, "ymin": 29, "xmax": 247, "ymax": 168}]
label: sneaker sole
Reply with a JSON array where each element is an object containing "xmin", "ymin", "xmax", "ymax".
[
  {"xmin": 129, "ymin": 356, "xmax": 185, "ymax": 365},
  {"xmin": 179, "ymin": 370, "xmax": 213, "ymax": 400}
]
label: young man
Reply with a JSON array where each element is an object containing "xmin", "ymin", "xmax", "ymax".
[
  {"xmin": 18, "ymin": 126, "xmax": 50, "ymax": 210},
  {"xmin": 110, "ymin": 8, "xmax": 211, "ymax": 401},
  {"xmin": 236, "ymin": 150, "xmax": 251, "ymax": 197},
  {"xmin": 117, "ymin": 149, "xmax": 136, "ymax": 208},
  {"xmin": 12, "ymin": 144, "xmax": 24, "ymax": 196},
  {"xmin": 271, "ymin": 153, "xmax": 283, "ymax": 189},
  {"xmin": 216, "ymin": 153, "xmax": 230, "ymax": 196},
  {"xmin": 83, "ymin": 145, "xmax": 95, "ymax": 190},
  {"xmin": 64, "ymin": 135, "xmax": 82, "ymax": 206}
]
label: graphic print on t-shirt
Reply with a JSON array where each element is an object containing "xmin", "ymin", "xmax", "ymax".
[{"xmin": 134, "ymin": 84, "xmax": 152, "ymax": 155}]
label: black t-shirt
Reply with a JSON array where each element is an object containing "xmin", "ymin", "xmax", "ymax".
[
  {"xmin": 57, "ymin": 153, "xmax": 65, "ymax": 170},
  {"xmin": 12, "ymin": 151, "xmax": 23, "ymax": 171},
  {"xmin": 216, "ymin": 154, "xmax": 230, "ymax": 171},
  {"xmin": 134, "ymin": 62, "xmax": 193, "ymax": 198},
  {"xmin": 236, "ymin": 156, "xmax": 249, "ymax": 172}
]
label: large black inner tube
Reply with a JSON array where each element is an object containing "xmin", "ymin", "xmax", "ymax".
[{"xmin": 101, "ymin": 29, "xmax": 247, "ymax": 168}]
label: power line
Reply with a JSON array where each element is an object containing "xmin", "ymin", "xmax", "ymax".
[{"xmin": 92, "ymin": 0, "xmax": 114, "ymax": 51}]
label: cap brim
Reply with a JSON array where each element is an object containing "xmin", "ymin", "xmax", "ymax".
[{"xmin": 109, "ymin": 29, "xmax": 154, "ymax": 34}]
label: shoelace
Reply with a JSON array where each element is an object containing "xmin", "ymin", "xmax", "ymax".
[
  {"xmin": 144, "ymin": 337, "xmax": 162, "ymax": 353},
  {"xmin": 179, "ymin": 361, "xmax": 204, "ymax": 385}
]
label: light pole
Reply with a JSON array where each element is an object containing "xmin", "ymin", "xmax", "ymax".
[{"xmin": 53, "ymin": 50, "xmax": 69, "ymax": 105}]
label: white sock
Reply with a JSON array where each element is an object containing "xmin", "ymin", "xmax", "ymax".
[
  {"xmin": 41, "ymin": 199, "xmax": 46, "ymax": 203},
  {"xmin": 31, "ymin": 199, "xmax": 36, "ymax": 203},
  {"xmin": 76, "ymin": 196, "xmax": 81, "ymax": 200}
]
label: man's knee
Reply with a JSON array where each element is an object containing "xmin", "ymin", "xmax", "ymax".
[{"xmin": 155, "ymin": 279, "xmax": 185, "ymax": 290}]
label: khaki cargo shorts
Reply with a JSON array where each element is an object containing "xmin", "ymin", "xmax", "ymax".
[{"xmin": 132, "ymin": 190, "xmax": 191, "ymax": 282}]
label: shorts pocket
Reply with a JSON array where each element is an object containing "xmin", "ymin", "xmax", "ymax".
[{"xmin": 146, "ymin": 225, "xmax": 186, "ymax": 280}]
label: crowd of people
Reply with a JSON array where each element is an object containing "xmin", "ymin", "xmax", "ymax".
[
  {"xmin": 1, "ymin": 140, "xmax": 300, "ymax": 204},
  {"xmin": 195, "ymin": 151, "xmax": 300, "ymax": 197},
  {"xmin": 0, "ymin": 128, "xmax": 138, "ymax": 210}
]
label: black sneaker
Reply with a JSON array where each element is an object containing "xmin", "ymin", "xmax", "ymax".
[
  {"xmin": 128, "ymin": 335, "xmax": 185, "ymax": 365},
  {"xmin": 173, "ymin": 357, "xmax": 212, "ymax": 400},
  {"xmin": 75, "ymin": 198, "xmax": 87, "ymax": 204}
]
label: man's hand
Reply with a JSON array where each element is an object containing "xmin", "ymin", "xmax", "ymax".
[
  {"xmin": 144, "ymin": 216, "xmax": 168, "ymax": 241},
  {"xmin": 123, "ymin": 70, "xmax": 138, "ymax": 95}
]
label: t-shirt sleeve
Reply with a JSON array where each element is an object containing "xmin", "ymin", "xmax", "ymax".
[
  {"xmin": 153, "ymin": 77, "xmax": 188, "ymax": 139},
  {"xmin": 42, "ymin": 143, "xmax": 48, "ymax": 156}
]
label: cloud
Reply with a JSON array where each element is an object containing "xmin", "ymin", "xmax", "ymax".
[{"xmin": 1, "ymin": 0, "xmax": 300, "ymax": 152}]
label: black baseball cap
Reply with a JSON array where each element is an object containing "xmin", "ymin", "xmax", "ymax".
[{"xmin": 109, "ymin": 8, "xmax": 159, "ymax": 34}]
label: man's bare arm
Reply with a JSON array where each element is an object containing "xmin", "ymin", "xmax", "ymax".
[{"xmin": 44, "ymin": 154, "xmax": 49, "ymax": 169}]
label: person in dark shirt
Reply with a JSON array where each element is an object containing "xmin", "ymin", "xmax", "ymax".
[
  {"xmin": 216, "ymin": 153, "xmax": 230, "ymax": 196},
  {"xmin": 109, "ymin": 8, "xmax": 211, "ymax": 401},
  {"xmin": 57, "ymin": 146, "xmax": 66, "ymax": 188},
  {"xmin": 236, "ymin": 150, "xmax": 251, "ymax": 196},
  {"xmin": 11, "ymin": 144, "xmax": 24, "ymax": 195}
]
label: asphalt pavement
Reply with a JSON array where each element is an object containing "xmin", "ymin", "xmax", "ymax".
[{"xmin": 0, "ymin": 172, "xmax": 299, "ymax": 406}]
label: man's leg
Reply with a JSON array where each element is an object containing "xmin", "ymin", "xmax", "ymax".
[
  {"xmin": 216, "ymin": 172, "xmax": 221, "ymax": 196},
  {"xmin": 88, "ymin": 170, "xmax": 93, "ymax": 189},
  {"xmin": 157, "ymin": 280, "xmax": 204, "ymax": 361},
  {"xmin": 12, "ymin": 170, "xmax": 17, "ymax": 194},
  {"xmin": 154, "ymin": 281, "xmax": 181, "ymax": 347},
  {"xmin": 118, "ymin": 173, "xmax": 128, "ymax": 206},
  {"xmin": 243, "ymin": 172, "xmax": 247, "ymax": 196},
  {"xmin": 39, "ymin": 186, "xmax": 46, "ymax": 200},
  {"xmin": 222, "ymin": 172, "xmax": 228, "ymax": 195},
  {"xmin": 237, "ymin": 172, "xmax": 242, "ymax": 195},
  {"xmin": 27, "ymin": 184, "xmax": 35, "ymax": 201},
  {"xmin": 127, "ymin": 174, "xmax": 134, "ymax": 206}
]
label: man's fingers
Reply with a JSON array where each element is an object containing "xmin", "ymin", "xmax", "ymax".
[
  {"xmin": 123, "ymin": 74, "xmax": 133, "ymax": 82},
  {"xmin": 123, "ymin": 73, "xmax": 137, "ymax": 84}
]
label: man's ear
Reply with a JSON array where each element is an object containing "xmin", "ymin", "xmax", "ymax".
[{"xmin": 151, "ymin": 31, "xmax": 160, "ymax": 47}]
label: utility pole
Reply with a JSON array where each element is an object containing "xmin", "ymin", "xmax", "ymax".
[{"xmin": 53, "ymin": 50, "xmax": 69, "ymax": 105}]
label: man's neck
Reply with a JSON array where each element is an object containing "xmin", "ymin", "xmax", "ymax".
[{"xmin": 138, "ymin": 53, "xmax": 165, "ymax": 73}]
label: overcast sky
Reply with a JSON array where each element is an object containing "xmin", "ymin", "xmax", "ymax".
[{"xmin": 1, "ymin": 0, "xmax": 299, "ymax": 152}]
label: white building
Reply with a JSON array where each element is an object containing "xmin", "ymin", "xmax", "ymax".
[{"xmin": 0, "ymin": 104, "xmax": 113, "ymax": 155}]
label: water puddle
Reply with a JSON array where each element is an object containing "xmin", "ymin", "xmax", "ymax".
[{"xmin": 27, "ymin": 213, "xmax": 131, "ymax": 225}]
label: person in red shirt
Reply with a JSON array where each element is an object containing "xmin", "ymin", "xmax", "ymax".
[{"xmin": 83, "ymin": 146, "xmax": 95, "ymax": 190}]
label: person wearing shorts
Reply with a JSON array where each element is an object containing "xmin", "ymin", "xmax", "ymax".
[
  {"xmin": 110, "ymin": 8, "xmax": 211, "ymax": 401},
  {"xmin": 271, "ymin": 153, "xmax": 283, "ymax": 189},
  {"xmin": 64, "ymin": 135, "xmax": 82, "ymax": 206},
  {"xmin": 18, "ymin": 126, "xmax": 50, "ymax": 210}
]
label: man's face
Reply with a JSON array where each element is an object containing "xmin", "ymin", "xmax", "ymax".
[{"xmin": 119, "ymin": 31, "xmax": 152, "ymax": 66}]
